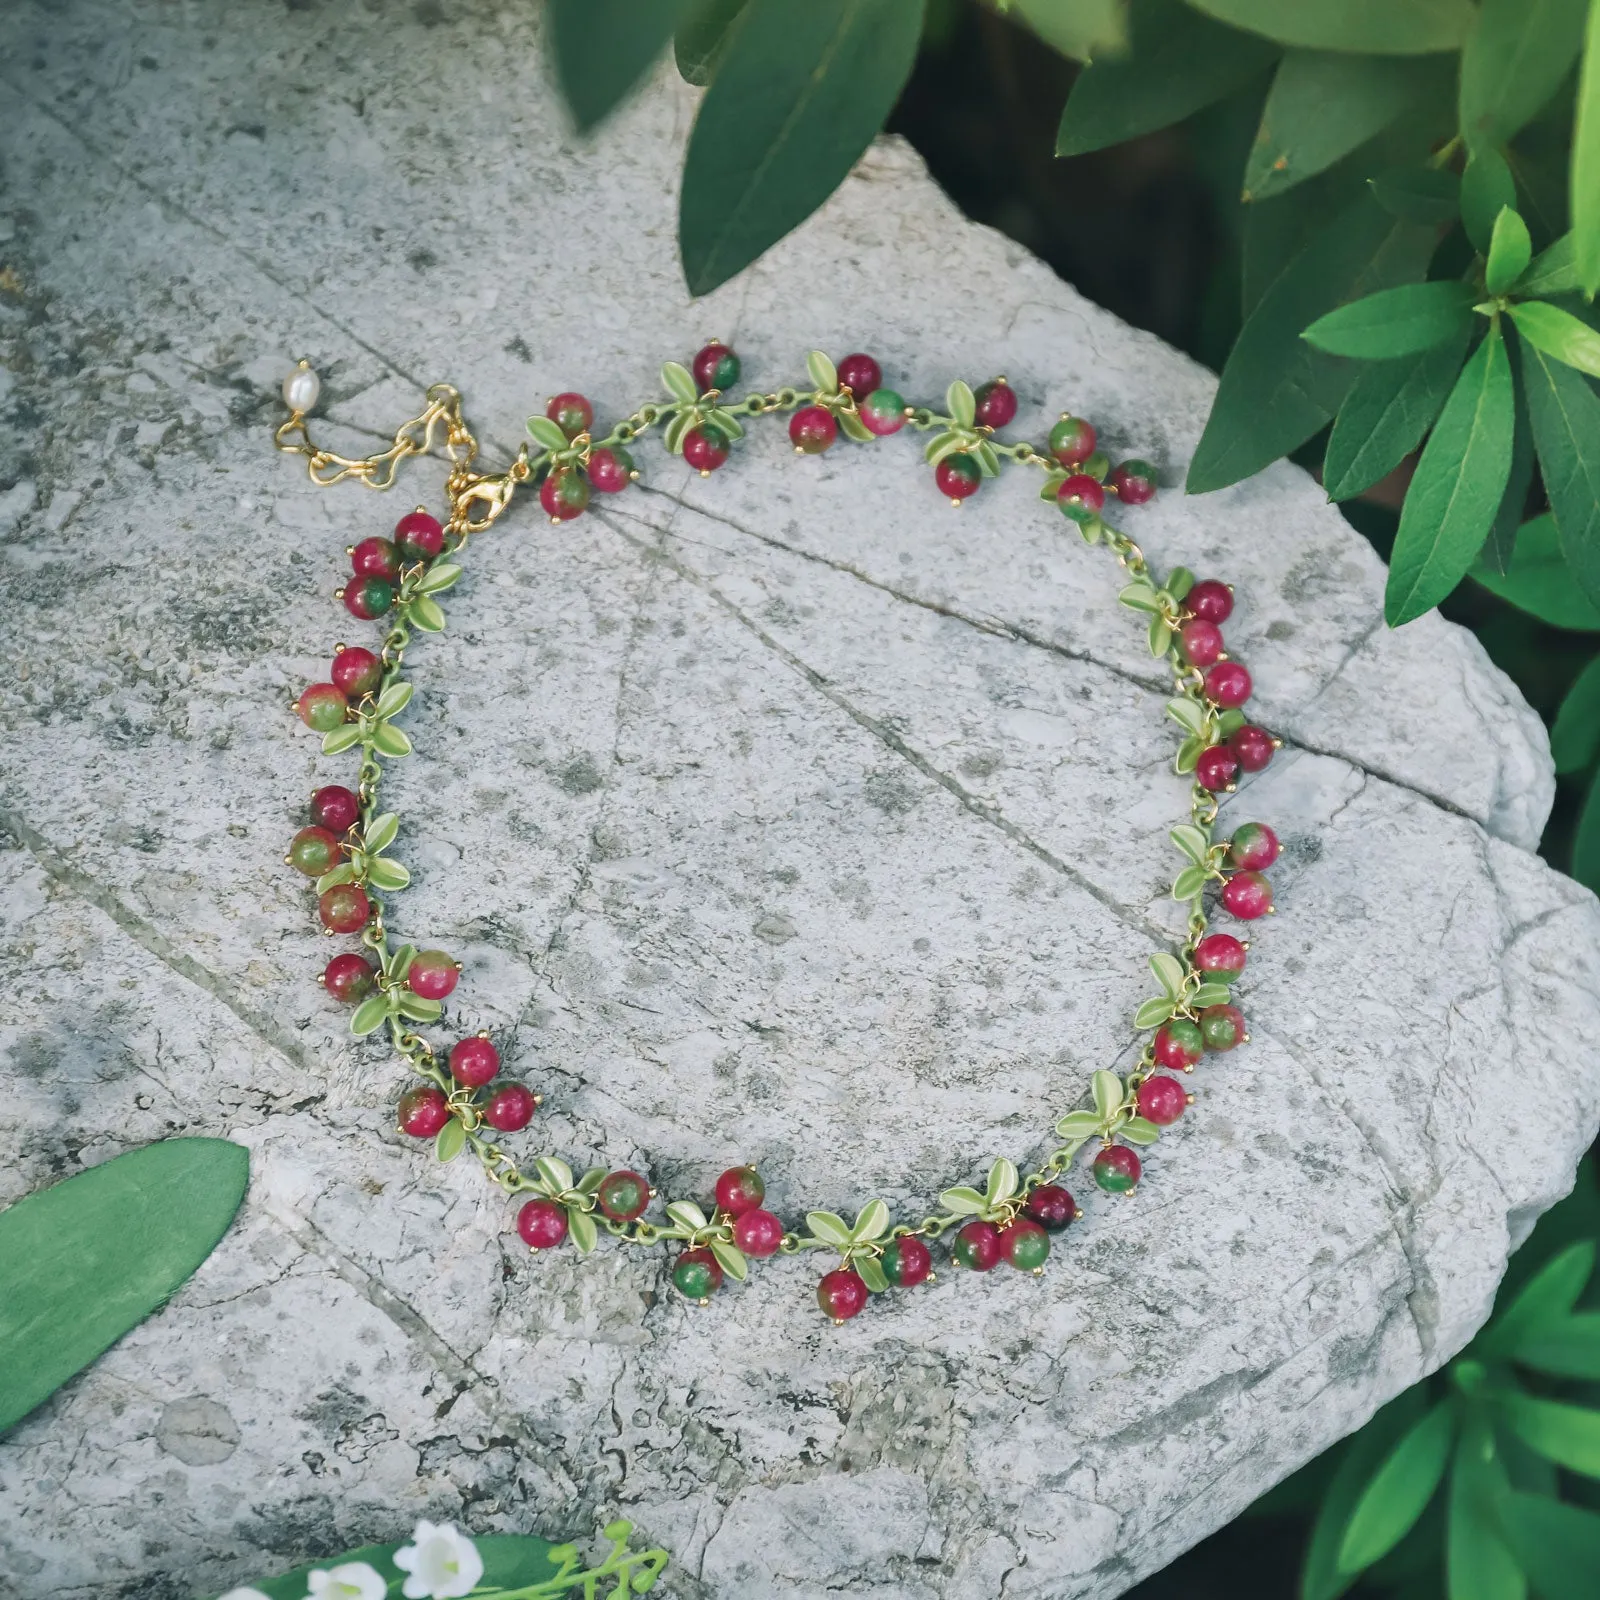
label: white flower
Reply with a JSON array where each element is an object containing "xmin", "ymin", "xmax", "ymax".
[
  {"xmin": 305, "ymin": 1562, "xmax": 388, "ymax": 1600},
  {"xmin": 393, "ymin": 1520, "xmax": 485, "ymax": 1600},
  {"xmin": 217, "ymin": 1590, "xmax": 273, "ymax": 1600}
]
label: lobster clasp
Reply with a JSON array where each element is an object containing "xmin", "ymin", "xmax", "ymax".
[{"xmin": 452, "ymin": 470, "xmax": 518, "ymax": 532}]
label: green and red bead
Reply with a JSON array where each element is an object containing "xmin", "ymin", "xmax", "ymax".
[
  {"xmin": 691, "ymin": 341, "xmax": 740, "ymax": 392},
  {"xmin": 323, "ymin": 952, "xmax": 378, "ymax": 1003},
  {"xmin": 673, "ymin": 1246, "xmax": 723, "ymax": 1303},
  {"xmin": 1093, "ymin": 1145, "xmax": 1141, "ymax": 1194},
  {"xmin": 449, "ymin": 1035, "xmax": 500, "ymax": 1087},
  {"xmin": 1229, "ymin": 723, "xmax": 1276, "ymax": 773},
  {"xmin": 310, "ymin": 784, "xmax": 361, "ymax": 832},
  {"xmin": 1048, "ymin": 414, "xmax": 1096, "ymax": 467},
  {"xmin": 546, "ymin": 391, "xmax": 594, "ymax": 440},
  {"xmin": 1221, "ymin": 870, "xmax": 1273, "ymax": 920},
  {"xmin": 935, "ymin": 453, "xmax": 982, "ymax": 503},
  {"xmin": 1199, "ymin": 1002, "xmax": 1245, "ymax": 1052},
  {"xmin": 394, "ymin": 509, "xmax": 444, "ymax": 562},
  {"xmin": 881, "ymin": 1235, "xmax": 932, "ymax": 1287},
  {"xmin": 1196, "ymin": 744, "xmax": 1240, "ymax": 793},
  {"xmin": 733, "ymin": 1207, "xmax": 785, "ymax": 1258},
  {"xmin": 296, "ymin": 682, "xmax": 348, "ymax": 732},
  {"xmin": 682, "ymin": 424, "xmax": 729, "ymax": 474},
  {"xmin": 540, "ymin": 466, "xmax": 591, "ymax": 522},
  {"xmin": 398, "ymin": 1085, "xmax": 451, "ymax": 1139},
  {"xmin": 341, "ymin": 575, "xmax": 395, "ymax": 620},
  {"xmin": 973, "ymin": 377, "xmax": 1017, "ymax": 429},
  {"xmin": 1110, "ymin": 459, "xmax": 1157, "ymax": 503},
  {"xmin": 517, "ymin": 1198, "xmax": 569, "ymax": 1250},
  {"xmin": 1193, "ymin": 932, "xmax": 1247, "ymax": 982},
  {"xmin": 1154, "ymin": 1017, "xmax": 1204, "ymax": 1070},
  {"xmin": 1000, "ymin": 1217, "xmax": 1050, "ymax": 1272},
  {"xmin": 318, "ymin": 882, "xmax": 370, "ymax": 934},
  {"xmin": 858, "ymin": 387, "xmax": 906, "ymax": 435},
  {"xmin": 817, "ymin": 1267, "xmax": 868, "ymax": 1321},
  {"xmin": 586, "ymin": 446, "xmax": 634, "ymax": 494},
  {"xmin": 483, "ymin": 1083, "xmax": 537, "ymax": 1132},
  {"xmin": 1187, "ymin": 579, "xmax": 1233, "ymax": 623},
  {"xmin": 789, "ymin": 405, "xmax": 838, "ymax": 455},
  {"xmin": 714, "ymin": 1165, "xmax": 764, "ymax": 1217},
  {"xmin": 1228, "ymin": 822, "xmax": 1280, "ymax": 872},
  {"xmin": 350, "ymin": 536, "xmax": 402, "ymax": 583},
  {"xmin": 330, "ymin": 646, "xmax": 383, "ymax": 700},
  {"xmin": 1056, "ymin": 473, "xmax": 1105, "ymax": 524},
  {"xmin": 1025, "ymin": 1184, "xmax": 1079, "ymax": 1230},
  {"xmin": 951, "ymin": 1219, "xmax": 1002, "ymax": 1271},
  {"xmin": 836, "ymin": 353, "xmax": 882, "ymax": 397},
  {"xmin": 408, "ymin": 949, "xmax": 461, "ymax": 1000},
  {"xmin": 287, "ymin": 825, "xmax": 342, "ymax": 877},
  {"xmin": 597, "ymin": 1169, "xmax": 651, "ymax": 1223},
  {"xmin": 1137, "ymin": 1074, "xmax": 1188, "ymax": 1125}
]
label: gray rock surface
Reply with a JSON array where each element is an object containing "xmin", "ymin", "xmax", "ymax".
[{"xmin": 2, "ymin": 2, "xmax": 1598, "ymax": 1597}]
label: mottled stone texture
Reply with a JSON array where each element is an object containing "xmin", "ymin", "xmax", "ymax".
[{"xmin": 1, "ymin": 3, "xmax": 1597, "ymax": 1598}]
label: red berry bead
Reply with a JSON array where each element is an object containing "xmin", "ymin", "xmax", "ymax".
[
  {"xmin": 973, "ymin": 378, "xmax": 1018, "ymax": 429},
  {"xmin": 330, "ymin": 646, "xmax": 383, "ymax": 701},
  {"xmin": 714, "ymin": 1165, "xmax": 764, "ymax": 1217},
  {"xmin": 1110, "ymin": 459, "xmax": 1158, "ymax": 503},
  {"xmin": 586, "ymin": 446, "xmax": 634, "ymax": 493},
  {"xmin": 1204, "ymin": 661, "xmax": 1253, "ymax": 709},
  {"xmin": 1048, "ymin": 415, "xmax": 1096, "ymax": 467},
  {"xmin": 881, "ymin": 1235, "xmax": 933, "ymax": 1287},
  {"xmin": 1025, "ymin": 1183, "xmax": 1079, "ymax": 1230},
  {"xmin": 350, "ymin": 536, "xmax": 401, "ymax": 583},
  {"xmin": 691, "ymin": 341, "xmax": 740, "ymax": 392},
  {"xmin": 287, "ymin": 824, "xmax": 342, "ymax": 877},
  {"xmin": 597, "ymin": 1170, "xmax": 650, "ymax": 1223},
  {"xmin": 951, "ymin": 1219, "xmax": 1002, "ymax": 1271},
  {"xmin": 1154, "ymin": 1018, "xmax": 1204, "ymax": 1070},
  {"xmin": 1196, "ymin": 744, "xmax": 1240, "ymax": 793},
  {"xmin": 483, "ymin": 1083, "xmax": 536, "ymax": 1132},
  {"xmin": 733, "ymin": 1207, "xmax": 785, "ymax": 1258},
  {"xmin": 449, "ymin": 1036, "xmax": 500, "ymax": 1088},
  {"xmin": 341, "ymin": 576, "xmax": 395, "ymax": 620},
  {"xmin": 1179, "ymin": 618, "xmax": 1225, "ymax": 667},
  {"xmin": 540, "ymin": 466, "xmax": 590, "ymax": 522},
  {"xmin": 789, "ymin": 405, "xmax": 838, "ymax": 455},
  {"xmin": 935, "ymin": 453, "xmax": 982, "ymax": 503},
  {"xmin": 1193, "ymin": 932, "xmax": 1247, "ymax": 982},
  {"xmin": 408, "ymin": 949, "xmax": 461, "ymax": 1001},
  {"xmin": 817, "ymin": 1267, "xmax": 868, "ymax": 1322},
  {"xmin": 1137, "ymin": 1074, "xmax": 1188, "ymax": 1125},
  {"xmin": 295, "ymin": 683, "xmax": 348, "ymax": 733},
  {"xmin": 1230, "ymin": 724, "xmax": 1276, "ymax": 773},
  {"xmin": 836, "ymin": 353, "xmax": 882, "ymax": 397},
  {"xmin": 310, "ymin": 784, "xmax": 361, "ymax": 833},
  {"xmin": 1093, "ymin": 1145, "xmax": 1141, "ymax": 1194},
  {"xmin": 1000, "ymin": 1217, "xmax": 1050, "ymax": 1272},
  {"xmin": 323, "ymin": 952, "xmax": 378, "ymax": 1003},
  {"xmin": 546, "ymin": 391, "xmax": 594, "ymax": 440},
  {"xmin": 1200, "ymin": 1002, "xmax": 1245, "ymax": 1051},
  {"xmin": 318, "ymin": 883, "xmax": 370, "ymax": 934},
  {"xmin": 858, "ymin": 387, "xmax": 906, "ymax": 436},
  {"xmin": 1187, "ymin": 579, "xmax": 1234, "ymax": 624},
  {"xmin": 517, "ymin": 1197, "xmax": 569, "ymax": 1250},
  {"xmin": 398, "ymin": 1085, "xmax": 451, "ymax": 1139},
  {"xmin": 682, "ymin": 425, "xmax": 729, "ymax": 474},
  {"xmin": 1228, "ymin": 821, "xmax": 1280, "ymax": 872},
  {"xmin": 673, "ymin": 1246, "xmax": 723, "ymax": 1302},
  {"xmin": 1056, "ymin": 473, "xmax": 1106, "ymax": 524},
  {"xmin": 1221, "ymin": 870, "xmax": 1274, "ymax": 920},
  {"xmin": 394, "ymin": 509, "xmax": 445, "ymax": 562}
]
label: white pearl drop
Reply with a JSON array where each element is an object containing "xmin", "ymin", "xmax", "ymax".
[{"xmin": 281, "ymin": 365, "xmax": 320, "ymax": 413}]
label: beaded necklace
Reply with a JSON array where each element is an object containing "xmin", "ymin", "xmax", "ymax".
[{"xmin": 276, "ymin": 344, "xmax": 1282, "ymax": 1323}]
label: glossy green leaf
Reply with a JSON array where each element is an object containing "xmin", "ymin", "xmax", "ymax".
[
  {"xmin": 1574, "ymin": 0, "xmax": 1600, "ymax": 295},
  {"xmin": 1522, "ymin": 342, "xmax": 1600, "ymax": 609},
  {"xmin": 1370, "ymin": 165, "xmax": 1461, "ymax": 225},
  {"xmin": 1148, "ymin": 615, "xmax": 1173, "ymax": 655},
  {"xmin": 854, "ymin": 1253, "xmax": 889, "ymax": 1293},
  {"xmin": 1165, "ymin": 566, "xmax": 1196, "ymax": 599},
  {"xmin": 1174, "ymin": 735, "xmax": 1203, "ymax": 774},
  {"xmin": 1499, "ymin": 1492, "xmax": 1600, "ymax": 1600},
  {"xmin": 946, "ymin": 379, "xmax": 976, "ymax": 427},
  {"xmin": 976, "ymin": 440, "xmax": 1002, "ymax": 477},
  {"xmin": 386, "ymin": 944, "xmax": 417, "ymax": 979},
  {"xmin": 1188, "ymin": 193, "xmax": 1437, "ymax": 492},
  {"xmin": 568, "ymin": 1206, "xmax": 598, "ymax": 1255},
  {"xmin": 709, "ymin": 1236, "xmax": 746, "ymax": 1279},
  {"xmin": 808, "ymin": 350, "xmax": 839, "ymax": 393},
  {"xmin": 1303, "ymin": 280, "xmax": 1478, "ymax": 358},
  {"xmin": 547, "ymin": 0, "xmax": 690, "ymax": 132},
  {"xmin": 1485, "ymin": 209, "xmax": 1534, "ymax": 297},
  {"xmin": 363, "ymin": 812, "xmax": 399, "ymax": 855},
  {"xmin": 1055, "ymin": 0, "xmax": 1276, "ymax": 157},
  {"xmin": 408, "ymin": 594, "xmax": 446, "ymax": 633},
  {"xmin": 1508, "ymin": 300, "xmax": 1600, "ymax": 379},
  {"xmin": 1192, "ymin": 981, "xmax": 1233, "ymax": 1005},
  {"xmin": 370, "ymin": 723, "xmax": 413, "ymax": 759},
  {"xmin": 838, "ymin": 409, "xmax": 875, "ymax": 443},
  {"xmin": 1167, "ymin": 701, "xmax": 1207, "ymax": 741},
  {"xmin": 1386, "ymin": 320, "xmax": 1514, "ymax": 625},
  {"xmin": 1518, "ymin": 233, "xmax": 1582, "ymax": 297},
  {"xmin": 1516, "ymin": 1312, "xmax": 1600, "ymax": 1377},
  {"xmin": 1479, "ymin": 1240, "xmax": 1596, "ymax": 1357},
  {"xmin": 315, "ymin": 864, "xmax": 356, "ymax": 894},
  {"xmin": 0, "ymin": 1140, "xmax": 248, "ymax": 1433},
  {"xmin": 434, "ymin": 1118, "xmax": 465, "ymax": 1163},
  {"xmin": 675, "ymin": 0, "xmax": 747, "ymax": 84},
  {"xmin": 1481, "ymin": 332, "xmax": 1534, "ymax": 575},
  {"xmin": 1172, "ymin": 865, "xmax": 1208, "ymax": 899},
  {"xmin": 1055, "ymin": 1109, "xmax": 1102, "ymax": 1139},
  {"xmin": 1186, "ymin": 0, "xmax": 1474, "ymax": 53},
  {"xmin": 1552, "ymin": 658, "xmax": 1600, "ymax": 771},
  {"xmin": 1149, "ymin": 952, "xmax": 1187, "ymax": 998},
  {"xmin": 1009, "ymin": 0, "xmax": 1127, "ymax": 61},
  {"xmin": 1120, "ymin": 1116, "xmax": 1162, "ymax": 1146},
  {"xmin": 1091, "ymin": 1068, "xmax": 1124, "ymax": 1122},
  {"xmin": 1134, "ymin": 996, "xmax": 1176, "ymax": 1028},
  {"xmin": 853, "ymin": 1198, "xmax": 890, "ymax": 1240},
  {"xmin": 320, "ymin": 723, "xmax": 363, "ymax": 755},
  {"xmin": 1171, "ymin": 824, "xmax": 1210, "ymax": 863},
  {"xmin": 349, "ymin": 994, "xmax": 389, "ymax": 1036},
  {"xmin": 1244, "ymin": 51, "xmax": 1428, "ymax": 203},
  {"xmin": 1499, "ymin": 1392, "xmax": 1600, "ymax": 1475},
  {"xmin": 661, "ymin": 362, "xmax": 698, "ymax": 405},
  {"xmin": 364, "ymin": 857, "xmax": 410, "ymax": 892},
  {"xmin": 395, "ymin": 991, "xmax": 439, "ymax": 1022},
  {"xmin": 225, "ymin": 1533, "xmax": 568, "ymax": 1600},
  {"xmin": 679, "ymin": 0, "xmax": 924, "ymax": 294},
  {"xmin": 984, "ymin": 1161, "xmax": 1019, "ymax": 1206},
  {"xmin": 1471, "ymin": 513, "xmax": 1600, "ymax": 627},
  {"xmin": 1323, "ymin": 324, "xmax": 1473, "ymax": 499},
  {"xmin": 1446, "ymin": 1417, "xmax": 1525, "ymax": 1600},
  {"xmin": 805, "ymin": 1209, "xmax": 853, "ymax": 1246},
  {"xmin": 538, "ymin": 1156, "xmax": 576, "ymax": 1194},
  {"xmin": 938, "ymin": 1185, "xmax": 987, "ymax": 1216},
  {"xmin": 1462, "ymin": 147, "xmax": 1518, "ymax": 255},
  {"xmin": 1577, "ymin": 770, "xmax": 1600, "ymax": 894},
  {"xmin": 1337, "ymin": 1401, "xmax": 1457, "ymax": 1573},
  {"xmin": 1459, "ymin": 0, "xmax": 1588, "ymax": 150},
  {"xmin": 416, "ymin": 562, "xmax": 459, "ymax": 596},
  {"xmin": 526, "ymin": 416, "xmax": 570, "ymax": 452}
]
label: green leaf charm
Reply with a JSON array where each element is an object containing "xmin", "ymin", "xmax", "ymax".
[
  {"xmin": 984, "ymin": 1160, "xmax": 1019, "ymax": 1207},
  {"xmin": 709, "ymin": 1237, "xmax": 746, "ymax": 1280},
  {"xmin": 526, "ymin": 416, "xmax": 571, "ymax": 452},
  {"xmin": 364, "ymin": 812, "xmax": 400, "ymax": 855},
  {"xmin": 434, "ymin": 1118, "xmax": 466, "ymax": 1163},
  {"xmin": 1147, "ymin": 616, "xmax": 1171, "ymax": 659},
  {"xmin": 321, "ymin": 724, "xmax": 363, "ymax": 756},
  {"xmin": 1091, "ymin": 1069, "xmax": 1124, "ymax": 1124},
  {"xmin": 1120, "ymin": 1116, "xmax": 1162, "ymax": 1146},
  {"xmin": 537, "ymin": 1156, "xmax": 577, "ymax": 1195},
  {"xmin": 1055, "ymin": 1110, "xmax": 1101, "ymax": 1139},
  {"xmin": 395, "ymin": 991, "xmax": 440, "ymax": 1022},
  {"xmin": 1172, "ymin": 865, "xmax": 1208, "ymax": 900},
  {"xmin": 946, "ymin": 379, "xmax": 976, "ymax": 428},
  {"xmin": 408, "ymin": 595, "xmax": 447, "ymax": 633},
  {"xmin": 569, "ymin": 1207, "xmax": 599, "ymax": 1255},
  {"xmin": 660, "ymin": 361, "xmax": 699, "ymax": 405},
  {"xmin": 852, "ymin": 1198, "xmax": 890, "ymax": 1241},
  {"xmin": 1170, "ymin": 824, "xmax": 1210, "ymax": 864},
  {"xmin": 1149, "ymin": 952, "xmax": 1186, "ymax": 998},
  {"xmin": 370, "ymin": 723, "xmax": 413, "ymax": 759},
  {"xmin": 806, "ymin": 350, "xmax": 839, "ymax": 393},
  {"xmin": 416, "ymin": 562, "xmax": 462, "ymax": 595},
  {"xmin": 804, "ymin": 1209, "xmax": 853, "ymax": 1247},
  {"xmin": 854, "ymin": 1254, "xmax": 889, "ymax": 1293},
  {"xmin": 1303, "ymin": 280, "xmax": 1478, "ymax": 359},
  {"xmin": 0, "ymin": 1139, "xmax": 248, "ymax": 1433},
  {"xmin": 349, "ymin": 994, "xmax": 390, "ymax": 1037}
]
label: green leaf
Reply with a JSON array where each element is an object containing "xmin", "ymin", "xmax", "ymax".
[
  {"xmin": 568, "ymin": 1206, "xmax": 598, "ymax": 1255},
  {"xmin": 854, "ymin": 1253, "xmax": 888, "ymax": 1293},
  {"xmin": 923, "ymin": 429, "xmax": 967, "ymax": 465},
  {"xmin": 678, "ymin": 0, "xmax": 924, "ymax": 295},
  {"xmin": 661, "ymin": 361, "xmax": 698, "ymax": 405},
  {"xmin": 1499, "ymin": 1492, "xmax": 1600, "ymax": 1600},
  {"xmin": 1479, "ymin": 1240, "xmax": 1596, "ymax": 1357},
  {"xmin": 805, "ymin": 1209, "xmax": 853, "ymax": 1246},
  {"xmin": 370, "ymin": 723, "xmax": 413, "ymax": 759},
  {"xmin": 0, "ymin": 1140, "xmax": 248, "ymax": 1433},
  {"xmin": 365, "ymin": 857, "xmax": 411, "ymax": 892},
  {"xmin": 417, "ymin": 562, "xmax": 462, "ymax": 595},
  {"xmin": 807, "ymin": 350, "xmax": 839, "ymax": 393},
  {"xmin": 1188, "ymin": 193, "xmax": 1437, "ymax": 493},
  {"xmin": 434, "ymin": 1118, "xmax": 465, "ymax": 1163},
  {"xmin": 1174, "ymin": 736, "xmax": 1203, "ymax": 774},
  {"xmin": 1459, "ymin": 0, "xmax": 1588, "ymax": 150},
  {"xmin": 1147, "ymin": 615, "xmax": 1173, "ymax": 656},
  {"xmin": 1552, "ymin": 658, "xmax": 1600, "ymax": 771},
  {"xmin": 1055, "ymin": 1109, "xmax": 1102, "ymax": 1139},
  {"xmin": 1446, "ymin": 1417, "xmax": 1525, "ymax": 1600},
  {"xmin": 1167, "ymin": 697, "xmax": 1206, "ymax": 735},
  {"xmin": 1386, "ymin": 319, "xmax": 1514, "ymax": 626},
  {"xmin": 1244, "ymin": 51, "xmax": 1430, "ymax": 203},
  {"xmin": 320, "ymin": 723, "xmax": 362, "ymax": 756},
  {"xmin": 946, "ymin": 379, "xmax": 976, "ymax": 427},
  {"xmin": 1091, "ymin": 1069, "xmax": 1124, "ymax": 1123},
  {"xmin": 709, "ymin": 1237, "xmax": 747, "ymax": 1280},
  {"xmin": 937, "ymin": 1187, "xmax": 987, "ymax": 1216},
  {"xmin": 1054, "ymin": 0, "xmax": 1276, "ymax": 157},
  {"xmin": 1515, "ymin": 1313, "xmax": 1600, "ymax": 1378},
  {"xmin": 349, "ymin": 994, "xmax": 390, "ymax": 1036},
  {"xmin": 676, "ymin": 0, "xmax": 747, "ymax": 84},
  {"xmin": 1485, "ymin": 210, "xmax": 1534, "ymax": 297},
  {"xmin": 1337, "ymin": 1401, "xmax": 1457, "ymax": 1573},
  {"xmin": 547, "ymin": 0, "xmax": 689, "ymax": 132},
  {"xmin": 408, "ymin": 594, "xmax": 446, "ymax": 633},
  {"xmin": 707, "ymin": 406, "xmax": 745, "ymax": 439},
  {"xmin": 537, "ymin": 1156, "xmax": 576, "ymax": 1195},
  {"xmin": 1370, "ymin": 165, "xmax": 1461, "ymax": 225},
  {"xmin": 1170, "ymin": 823, "xmax": 1210, "ymax": 864},
  {"xmin": 1119, "ymin": 582, "xmax": 1165, "ymax": 614},
  {"xmin": 1462, "ymin": 147, "xmax": 1518, "ymax": 255},
  {"xmin": 1578, "ymin": 769, "xmax": 1600, "ymax": 894},
  {"xmin": 1323, "ymin": 325, "xmax": 1473, "ymax": 500},
  {"xmin": 1009, "ymin": 0, "xmax": 1127, "ymax": 61},
  {"xmin": 385, "ymin": 944, "xmax": 417, "ymax": 980},
  {"xmin": 1471, "ymin": 513, "xmax": 1600, "ymax": 628},
  {"xmin": 1498, "ymin": 1392, "xmax": 1600, "ymax": 1475},
  {"xmin": 1192, "ymin": 981, "xmax": 1234, "ymax": 1005},
  {"xmin": 1481, "ymin": 334, "xmax": 1534, "ymax": 576},
  {"xmin": 232, "ymin": 1534, "xmax": 568, "ymax": 1600},
  {"xmin": 1303, "ymin": 280, "xmax": 1479, "ymax": 359},
  {"xmin": 1186, "ymin": 0, "xmax": 1474, "ymax": 53},
  {"xmin": 1508, "ymin": 300, "xmax": 1600, "ymax": 380},
  {"xmin": 1120, "ymin": 1116, "xmax": 1162, "ymax": 1146},
  {"xmin": 1149, "ymin": 952, "xmax": 1186, "ymax": 998},
  {"xmin": 1576, "ymin": 0, "xmax": 1600, "ymax": 296},
  {"xmin": 838, "ymin": 409, "xmax": 875, "ymax": 443},
  {"xmin": 363, "ymin": 812, "xmax": 399, "ymax": 855},
  {"xmin": 526, "ymin": 416, "xmax": 570, "ymax": 452},
  {"xmin": 315, "ymin": 864, "xmax": 356, "ymax": 894},
  {"xmin": 395, "ymin": 992, "xmax": 440, "ymax": 1022},
  {"xmin": 984, "ymin": 1160, "xmax": 1019, "ymax": 1207},
  {"xmin": 975, "ymin": 440, "xmax": 1002, "ymax": 478},
  {"xmin": 1522, "ymin": 342, "xmax": 1600, "ymax": 610},
  {"xmin": 1517, "ymin": 232, "xmax": 1582, "ymax": 297},
  {"xmin": 1134, "ymin": 996, "xmax": 1176, "ymax": 1028},
  {"xmin": 852, "ymin": 1198, "xmax": 890, "ymax": 1241},
  {"xmin": 1165, "ymin": 566, "xmax": 1196, "ymax": 599}
]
